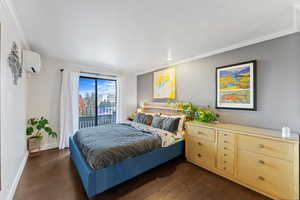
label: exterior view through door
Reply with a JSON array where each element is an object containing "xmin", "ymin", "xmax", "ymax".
[{"xmin": 78, "ymin": 76, "xmax": 117, "ymax": 129}]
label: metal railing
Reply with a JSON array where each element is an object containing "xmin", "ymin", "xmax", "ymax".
[{"xmin": 79, "ymin": 112, "xmax": 116, "ymax": 129}]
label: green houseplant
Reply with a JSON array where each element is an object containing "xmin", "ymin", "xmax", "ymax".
[
  {"xmin": 26, "ymin": 117, "xmax": 58, "ymax": 154},
  {"xmin": 174, "ymin": 102, "xmax": 195, "ymax": 119},
  {"xmin": 168, "ymin": 101, "xmax": 219, "ymax": 123},
  {"xmin": 194, "ymin": 105, "xmax": 219, "ymax": 123}
]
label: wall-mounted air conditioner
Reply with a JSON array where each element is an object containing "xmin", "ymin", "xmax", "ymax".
[{"xmin": 22, "ymin": 50, "xmax": 41, "ymax": 73}]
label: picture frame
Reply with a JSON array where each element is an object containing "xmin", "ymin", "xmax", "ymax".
[
  {"xmin": 153, "ymin": 67, "xmax": 176, "ymax": 99},
  {"xmin": 215, "ymin": 60, "xmax": 257, "ymax": 110}
]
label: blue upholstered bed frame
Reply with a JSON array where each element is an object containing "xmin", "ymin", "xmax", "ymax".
[{"xmin": 69, "ymin": 136, "xmax": 184, "ymax": 198}]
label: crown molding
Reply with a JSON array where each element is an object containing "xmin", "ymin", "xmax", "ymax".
[
  {"xmin": 1, "ymin": 0, "xmax": 29, "ymax": 49},
  {"xmin": 137, "ymin": 5, "xmax": 300, "ymax": 76},
  {"xmin": 137, "ymin": 27, "xmax": 299, "ymax": 76}
]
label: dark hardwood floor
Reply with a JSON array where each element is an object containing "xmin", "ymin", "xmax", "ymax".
[{"xmin": 14, "ymin": 149, "xmax": 270, "ymax": 200}]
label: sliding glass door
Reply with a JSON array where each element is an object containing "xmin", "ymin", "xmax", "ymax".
[{"xmin": 78, "ymin": 76, "xmax": 117, "ymax": 129}]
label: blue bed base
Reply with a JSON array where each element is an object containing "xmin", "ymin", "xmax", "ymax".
[{"xmin": 69, "ymin": 136, "xmax": 184, "ymax": 198}]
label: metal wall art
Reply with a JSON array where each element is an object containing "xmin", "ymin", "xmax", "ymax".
[{"xmin": 8, "ymin": 42, "xmax": 22, "ymax": 85}]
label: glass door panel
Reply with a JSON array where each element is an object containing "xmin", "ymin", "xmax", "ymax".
[
  {"xmin": 79, "ymin": 77, "xmax": 96, "ymax": 128},
  {"xmin": 97, "ymin": 79, "xmax": 117, "ymax": 125}
]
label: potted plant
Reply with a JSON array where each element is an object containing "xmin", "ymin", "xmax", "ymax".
[
  {"xmin": 26, "ymin": 117, "xmax": 58, "ymax": 155},
  {"xmin": 168, "ymin": 101, "xmax": 219, "ymax": 123},
  {"xmin": 194, "ymin": 105, "xmax": 219, "ymax": 123},
  {"xmin": 174, "ymin": 102, "xmax": 195, "ymax": 120}
]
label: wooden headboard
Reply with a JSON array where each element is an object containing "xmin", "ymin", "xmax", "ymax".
[{"xmin": 140, "ymin": 102, "xmax": 183, "ymax": 116}]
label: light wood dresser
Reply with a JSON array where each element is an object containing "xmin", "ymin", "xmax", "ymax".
[{"xmin": 185, "ymin": 121, "xmax": 299, "ymax": 200}]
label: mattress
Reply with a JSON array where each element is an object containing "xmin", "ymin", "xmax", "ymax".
[{"xmin": 74, "ymin": 121, "xmax": 182, "ymax": 170}]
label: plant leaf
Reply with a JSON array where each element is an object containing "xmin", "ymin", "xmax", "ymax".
[
  {"xmin": 50, "ymin": 131, "xmax": 58, "ymax": 138},
  {"xmin": 36, "ymin": 135, "xmax": 43, "ymax": 140},
  {"xmin": 44, "ymin": 127, "xmax": 52, "ymax": 133},
  {"xmin": 29, "ymin": 118, "xmax": 37, "ymax": 125},
  {"xmin": 36, "ymin": 124, "xmax": 42, "ymax": 130},
  {"xmin": 26, "ymin": 127, "xmax": 34, "ymax": 135}
]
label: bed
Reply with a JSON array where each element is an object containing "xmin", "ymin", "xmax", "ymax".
[{"xmin": 69, "ymin": 102, "xmax": 185, "ymax": 198}]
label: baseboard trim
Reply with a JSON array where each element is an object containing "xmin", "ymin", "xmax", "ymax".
[{"xmin": 6, "ymin": 151, "xmax": 28, "ymax": 200}]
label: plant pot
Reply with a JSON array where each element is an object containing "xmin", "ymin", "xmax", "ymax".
[{"xmin": 27, "ymin": 136, "xmax": 41, "ymax": 156}]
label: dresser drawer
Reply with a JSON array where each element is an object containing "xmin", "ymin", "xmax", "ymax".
[
  {"xmin": 238, "ymin": 135, "xmax": 293, "ymax": 161},
  {"xmin": 186, "ymin": 136, "xmax": 215, "ymax": 168},
  {"xmin": 220, "ymin": 142, "xmax": 234, "ymax": 151},
  {"xmin": 219, "ymin": 130, "xmax": 235, "ymax": 141},
  {"xmin": 237, "ymin": 150, "xmax": 293, "ymax": 199},
  {"xmin": 219, "ymin": 131, "xmax": 235, "ymax": 150},
  {"xmin": 217, "ymin": 161, "xmax": 234, "ymax": 175},
  {"xmin": 186, "ymin": 125, "xmax": 216, "ymax": 142},
  {"xmin": 217, "ymin": 155, "xmax": 234, "ymax": 174},
  {"xmin": 217, "ymin": 138, "xmax": 235, "ymax": 176},
  {"xmin": 218, "ymin": 147, "xmax": 234, "ymax": 159}
]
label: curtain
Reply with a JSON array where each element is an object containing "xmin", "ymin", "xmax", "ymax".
[
  {"xmin": 59, "ymin": 70, "xmax": 79, "ymax": 149},
  {"xmin": 116, "ymin": 77, "xmax": 121, "ymax": 123}
]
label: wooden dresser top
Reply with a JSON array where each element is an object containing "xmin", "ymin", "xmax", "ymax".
[{"xmin": 185, "ymin": 121, "xmax": 299, "ymax": 143}]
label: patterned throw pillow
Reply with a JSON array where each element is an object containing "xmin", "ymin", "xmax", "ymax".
[
  {"xmin": 161, "ymin": 117, "xmax": 181, "ymax": 133},
  {"xmin": 161, "ymin": 114, "xmax": 186, "ymax": 133},
  {"xmin": 133, "ymin": 113, "xmax": 153, "ymax": 125},
  {"xmin": 151, "ymin": 116, "xmax": 166, "ymax": 129}
]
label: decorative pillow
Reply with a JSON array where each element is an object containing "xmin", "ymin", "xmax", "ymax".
[
  {"xmin": 161, "ymin": 117, "xmax": 181, "ymax": 133},
  {"xmin": 133, "ymin": 113, "xmax": 153, "ymax": 125},
  {"xmin": 161, "ymin": 114, "xmax": 186, "ymax": 133},
  {"xmin": 151, "ymin": 116, "xmax": 166, "ymax": 129}
]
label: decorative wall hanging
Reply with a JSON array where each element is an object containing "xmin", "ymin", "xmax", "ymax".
[
  {"xmin": 153, "ymin": 67, "xmax": 176, "ymax": 99},
  {"xmin": 8, "ymin": 42, "xmax": 22, "ymax": 85},
  {"xmin": 216, "ymin": 60, "xmax": 257, "ymax": 110}
]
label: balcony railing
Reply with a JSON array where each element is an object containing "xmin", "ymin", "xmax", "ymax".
[{"xmin": 79, "ymin": 113, "xmax": 116, "ymax": 129}]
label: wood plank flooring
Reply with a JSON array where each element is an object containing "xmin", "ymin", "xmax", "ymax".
[{"xmin": 14, "ymin": 149, "xmax": 270, "ymax": 200}]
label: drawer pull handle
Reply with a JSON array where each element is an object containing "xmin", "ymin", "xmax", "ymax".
[
  {"xmin": 258, "ymin": 176, "xmax": 265, "ymax": 181},
  {"xmin": 223, "ymin": 167, "xmax": 226, "ymax": 170},
  {"xmin": 198, "ymin": 131, "xmax": 205, "ymax": 135},
  {"xmin": 259, "ymin": 160, "xmax": 265, "ymax": 164},
  {"xmin": 198, "ymin": 142, "xmax": 202, "ymax": 146},
  {"xmin": 224, "ymin": 161, "xmax": 227, "ymax": 163},
  {"xmin": 198, "ymin": 153, "xmax": 202, "ymax": 158},
  {"xmin": 224, "ymin": 141, "xmax": 228, "ymax": 143},
  {"xmin": 224, "ymin": 134, "xmax": 228, "ymax": 136},
  {"xmin": 224, "ymin": 154, "xmax": 227, "ymax": 156},
  {"xmin": 259, "ymin": 144, "xmax": 264, "ymax": 148},
  {"xmin": 224, "ymin": 147, "xmax": 227, "ymax": 150}
]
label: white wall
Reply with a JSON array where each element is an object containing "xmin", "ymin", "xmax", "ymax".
[
  {"xmin": 27, "ymin": 58, "xmax": 137, "ymax": 149},
  {"xmin": 0, "ymin": 1, "xmax": 28, "ymax": 200},
  {"xmin": 119, "ymin": 74, "xmax": 137, "ymax": 121}
]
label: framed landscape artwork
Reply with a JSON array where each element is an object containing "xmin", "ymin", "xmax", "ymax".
[
  {"xmin": 216, "ymin": 60, "xmax": 257, "ymax": 110},
  {"xmin": 153, "ymin": 67, "xmax": 176, "ymax": 99}
]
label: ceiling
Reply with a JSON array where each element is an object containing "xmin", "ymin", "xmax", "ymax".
[{"xmin": 11, "ymin": 0, "xmax": 300, "ymax": 74}]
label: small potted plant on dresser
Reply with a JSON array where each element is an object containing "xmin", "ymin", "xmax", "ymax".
[
  {"xmin": 26, "ymin": 117, "xmax": 58, "ymax": 156},
  {"xmin": 172, "ymin": 102, "xmax": 219, "ymax": 123},
  {"xmin": 194, "ymin": 105, "xmax": 219, "ymax": 123}
]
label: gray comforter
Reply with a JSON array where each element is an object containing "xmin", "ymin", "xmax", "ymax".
[{"xmin": 74, "ymin": 123, "xmax": 162, "ymax": 170}]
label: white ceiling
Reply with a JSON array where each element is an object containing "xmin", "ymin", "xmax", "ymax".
[{"xmin": 11, "ymin": 0, "xmax": 300, "ymax": 74}]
